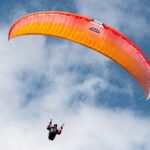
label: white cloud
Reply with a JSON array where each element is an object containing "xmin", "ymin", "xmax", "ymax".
[
  {"xmin": 1, "ymin": 104, "xmax": 150, "ymax": 150},
  {"xmin": 0, "ymin": 0, "xmax": 149, "ymax": 150}
]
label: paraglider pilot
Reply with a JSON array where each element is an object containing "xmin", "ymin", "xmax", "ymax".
[{"xmin": 47, "ymin": 119, "xmax": 64, "ymax": 141}]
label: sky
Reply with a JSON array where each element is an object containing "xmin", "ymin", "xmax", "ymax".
[{"xmin": 0, "ymin": 0, "xmax": 150, "ymax": 150}]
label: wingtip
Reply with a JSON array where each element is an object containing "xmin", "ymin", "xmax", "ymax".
[
  {"xmin": 8, "ymin": 29, "xmax": 12, "ymax": 41},
  {"xmin": 145, "ymin": 91, "xmax": 150, "ymax": 100}
]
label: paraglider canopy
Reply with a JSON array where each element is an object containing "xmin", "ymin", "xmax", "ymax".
[{"xmin": 8, "ymin": 11, "xmax": 150, "ymax": 99}]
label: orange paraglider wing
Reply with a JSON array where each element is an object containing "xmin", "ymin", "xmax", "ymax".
[{"xmin": 8, "ymin": 11, "xmax": 150, "ymax": 99}]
